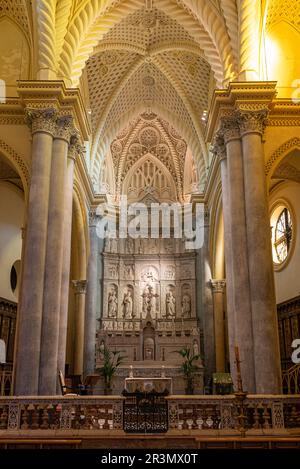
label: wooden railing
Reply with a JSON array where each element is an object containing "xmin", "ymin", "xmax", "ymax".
[
  {"xmin": 0, "ymin": 366, "xmax": 13, "ymax": 396},
  {"xmin": 0, "ymin": 395, "xmax": 299, "ymax": 434},
  {"xmin": 282, "ymin": 363, "xmax": 300, "ymax": 394}
]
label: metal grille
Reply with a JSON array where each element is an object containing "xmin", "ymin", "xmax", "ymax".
[{"xmin": 123, "ymin": 392, "xmax": 168, "ymax": 433}]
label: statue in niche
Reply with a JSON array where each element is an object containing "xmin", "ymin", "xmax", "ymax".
[
  {"xmin": 137, "ymin": 238, "xmax": 144, "ymax": 254},
  {"xmin": 181, "ymin": 293, "xmax": 191, "ymax": 318},
  {"xmin": 166, "ymin": 290, "xmax": 176, "ymax": 318},
  {"xmin": 110, "ymin": 237, "xmax": 118, "ymax": 253},
  {"xmin": 126, "ymin": 237, "xmax": 134, "ymax": 254},
  {"xmin": 193, "ymin": 340, "xmax": 199, "ymax": 357},
  {"xmin": 99, "ymin": 340, "xmax": 105, "ymax": 355},
  {"xmin": 107, "ymin": 289, "xmax": 118, "ymax": 318},
  {"xmin": 142, "ymin": 284, "xmax": 158, "ymax": 316},
  {"xmin": 122, "ymin": 289, "xmax": 133, "ymax": 319},
  {"xmin": 124, "ymin": 264, "xmax": 134, "ymax": 279}
]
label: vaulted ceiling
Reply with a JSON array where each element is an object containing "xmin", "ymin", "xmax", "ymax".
[{"xmin": 1, "ymin": 0, "xmax": 298, "ymax": 194}]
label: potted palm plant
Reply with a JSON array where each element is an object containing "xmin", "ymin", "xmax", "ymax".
[
  {"xmin": 98, "ymin": 346, "xmax": 126, "ymax": 395},
  {"xmin": 175, "ymin": 346, "xmax": 202, "ymax": 395}
]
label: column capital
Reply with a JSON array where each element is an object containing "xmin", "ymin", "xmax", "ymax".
[
  {"xmin": 210, "ymin": 132, "xmax": 226, "ymax": 162},
  {"xmin": 210, "ymin": 279, "xmax": 226, "ymax": 293},
  {"xmin": 68, "ymin": 131, "xmax": 84, "ymax": 161},
  {"xmin": 89, "ymin": 208, "xmax": 101, "ymax": 227},
  {"xmin": 54, "ymin": 115, "xmax": 74, "ymax": 143},
  {"xmin": 72, "ymin": 280, "xmax": 87, "ymax": 294},
  {"xmin": 25, "ymin": 107, "xmax": 57, "ymax": 136},
  {"xmin": 237, "ymin": 108, "xmax": 269, "ymax": 136},
  {"xmin": 220, "ymin": 114, "xmax": 240, "ymax": 144}
]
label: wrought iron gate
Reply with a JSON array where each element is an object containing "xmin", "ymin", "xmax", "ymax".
[{"xmin": 123, "ymin": 392, "xmax": 168, "ymax": 433}]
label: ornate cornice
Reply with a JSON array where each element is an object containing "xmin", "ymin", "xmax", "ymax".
[
  {"xmin": 25, "ymin": 108, "xmax": 57, "ymax": 136},
  {"xmin": 210, "ymin": 279, "xmax": 226, "ymax": 293},
  {"xmin": 237, "ymin": 108, "xmax": 269, "ymax": 136}
]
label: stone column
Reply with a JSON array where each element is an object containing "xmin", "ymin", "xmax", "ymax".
[
  {"xmin": 57, "ymin": 135, "xmax": 81, "ymax": 385},
  {"xmin": 39, "ymin": 116, "xmax": 73, "ymax": 395},
  {"xmin": 221, "ymin": 116, "xmax": 256, "ymax": 393},
  {"xmin": 210, "ymin": 279, "xmax": 226, "ymax": 373},
  {"xmin": 14, "ymin": 108, "xmax": 56, "ymax": 395},
  {"xmin": 83, "ymin": 211, "xmax": 100, "ymax": 377},
  {"xmin": 238, "ymin": 109, "xmax": 282, "ymax": 393},
  {"xmin": 211, "ymin": 138, "xmax": 236, "ymax": 386},
  {"xmin": 72, "ymin": 280, "xmax": 87, "ymax": 377}
]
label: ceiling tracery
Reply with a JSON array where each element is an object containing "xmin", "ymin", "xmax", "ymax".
[{"xmin": 103, "ymin": 112, "xmax": 194, "ymax": 202}]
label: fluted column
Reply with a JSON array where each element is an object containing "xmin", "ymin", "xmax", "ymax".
[
  {"xmin": 72, "ymin": 280, "xmax": 87, "ymax": 377},
  {"xmin": 238, "ymin": 109, "xmax": 281, "ymax": 393},
  {"xmin": 221, "ymin": 116, "xmax": 256, "ymax": 392},
  {"xmin": 14, "ymin": 108, "xmax": 56, "ymax": 395},
  {"xmin": 39, "ymin": 116, "xmax": 73, "ymax": 395},
  {"xmin": 57, "ymin": 135, "xmax": 81, "ymax": 386},
  {"xmin": 210, "ymin": 280, "xmax": 226, "ymax": 373},
  {"xmin": 84, "ymin": 211, "xmax": 102, "ymax": 377},
  {"xmin": 211, "ymin": 138, "xmax": 236, "ymax": 386}
]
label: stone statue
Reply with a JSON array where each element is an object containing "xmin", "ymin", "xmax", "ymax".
[
  {"xmin": 142, "ymin": 285, "xmax": 158, "ymax": 316},
  {"xmin": 99, "ymin": 340, "xmax": 105, "ymax": 354},
  {"xmin": 122, "ymin": 290, "xmax": 133, "ymax": 319},
  {"xmin": 181, "ymin": 293, "xmax": 191, "ymax": 318},
  {"xmin": 166, "ymin": 290, "xmax": 176, "ymax": 318},
  {"xmin": 126, "ymin": 237, "xmax": 134, "ymax": 254},
  {"xmin": 108, "ymin": 289, "xmax": 117, "ymax": 317},
  {"xmin": 193, "ymin": 340, "xmax": 199, "ymax": 357}
]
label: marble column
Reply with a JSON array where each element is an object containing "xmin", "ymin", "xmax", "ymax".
[
  {"xmin": 72, "ymin": 280, "xmax": 87, "ymax": 376},
  {"xmin": 238, "ymin": 109, "xmax": 282, "ymax": 393},
  {"xmin": 57, "ymin": 135, "xmax": 81, "ymax": 387},
  {"xmin": 83, "ymin": 211, "xmax": 102, "ymax": 377},
  {"xmin": 221, "ymin": 117, "xmax": 256, "ymax": 393},
  {"xmin": 211, "ymin": 138, "xmax": 236, "ymax": 386},
  {"xmin": 14, "ymin": 108, "xmax": 56, "ymax": 395},
  {"xmin": 210, "ymin": 279, "xmax": 226, "ymax": 373},
  {"xmin": 39, "ymin": 116, "xmax": 73, "ymax": 395}
]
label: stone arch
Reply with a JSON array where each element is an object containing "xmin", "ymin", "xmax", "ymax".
[{"xmin": 0, "ymin": 138, "xmax": 29, "ymax": 200}]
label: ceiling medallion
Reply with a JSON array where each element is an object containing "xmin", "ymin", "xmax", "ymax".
[{"xmin": 142, "ymin": 75, "xmax": 155, "ymax": 87}]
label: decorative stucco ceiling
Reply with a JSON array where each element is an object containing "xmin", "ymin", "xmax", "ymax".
[
  {"xmin": 85, "ymin": 6, "xmax": 214, "ymax": 190},
  {"xmin": 98, "ymin": 111, "xmax": 197, "ymax": 202}
]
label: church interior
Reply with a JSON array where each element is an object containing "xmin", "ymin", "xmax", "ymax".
[{"xmin": 0, "ymin": 0, "xmax": 300, "ymax": 449}]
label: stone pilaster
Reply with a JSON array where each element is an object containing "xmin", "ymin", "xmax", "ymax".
[
  {"xmin": 39, "ymin": 115, "xmax": 74, "ymax": 395},
  {"xmin": 238, "ymin": 108, "xmax": 282, "ymax": 393},
  {"xmin": 210, "ymin": 279, "xmax": 226, "ymax": 373},
  {"xmin": 72, "ymin": 280, "xmax": 87, "ymax": 377},
  {"xmin": 57, "ymin": 133, "xmax": 82, "ymax": 388},
  {"xmin": 14, "ymin": 108, "xmax": 56, "ymax": 395}
]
